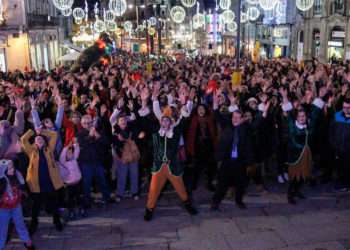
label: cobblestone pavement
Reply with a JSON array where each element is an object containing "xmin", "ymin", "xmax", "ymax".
[{"xmin": 5, "ymin": 183, "xmax": 350, "ymax": 250}]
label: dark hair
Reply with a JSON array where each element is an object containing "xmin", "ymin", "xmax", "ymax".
[
  {"xmin": 344, "ymin": 98, "xmax": 350, "ymax": 105},
  {"xmin": 0, "ymin": 178, "xmax": 6, "ymax": 198}
]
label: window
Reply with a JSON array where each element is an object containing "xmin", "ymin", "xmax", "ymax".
[
  {"xmin": 334, "ymin": 0, "xmax": 345, "ymax": 15},
  {"xmin": 313, "ymin": 0, "xmax": 323, "ymax": 15}
]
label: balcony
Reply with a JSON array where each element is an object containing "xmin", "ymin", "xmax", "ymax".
[{"xmin": 27, "ymin": 13, "xmax": 59, "ymax": 28}]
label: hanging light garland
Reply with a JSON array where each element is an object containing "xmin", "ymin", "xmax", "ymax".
[
  {"xmin": 109, "ymin": 0, "xmax": 127, "ymax": 17},
  {"xmin": 115, "ymin": 28, "xmax": 123, "ymax": 36},
  {"xmin": 219, "ymin": 0, "xmax": 231, "ymax": 10},
  {"xmin": 148, "ymin": 27, "xmax": 156, "ymax": 36},
  {"xmin": 296, "ymin": 0, "xmax": 314, "ymax": 11},
  {"xmin": 53, "ymin": 0, "xmax": 74, "ymax": 11},
  {"xmin": 246, "ymin": 0, "xmax": 259, "ymax": 4},
  {"xmin": 247, "ymin": 6, "xmax": 260, "ymax": 21},
  {"xmin": 94, "ymin": 19, "xmax": 106, "ymax": 33},
  {"xmin": 73, "ymin": 7, "xmax": 85, "ymax": 21},
  {"xmin": 170, "ymin": 6, "xmax": 186, "ymax": 24},
  {"xmin": 79, "ymin": 25, "xmax": 86, "ymax": 33},
  {"xmin": 123, "ymin": 21, "xmax": 133, "ymax": 32},
  {"xmin": 275, "ymin": 1, "xmax": 285, "ymax": 16},
  {"xmin": 106, "ymin": 21, "xmax": 118, "ymax": 31},
  {"xmin": 105, "ymin": 10, "xmax": 115, "ymax": 21},
  {"xmin": 181, "ymin": 0, "xmax": 196, "ymax": 8},
  {"xmin": 61, "ymin": 8, "xmax": 72, "ymax": 17},
  {"xmin": 221, "ymin": 9, "xmax": 235, "ymax": 24},
  {"xmin": 149, "ymin": 17, "xmax": 157, "ymax": 26},
  {"xmin": 241, "ymin": 12, "xmax": 248, "ymax": 23},
  {"xmin": 226, "ymin": 21, "xmax": 237, "ymax": 32},
  {"xmin": 258, "ymin": 0, "xmax": 277, "ymax": 10},
  {"xmin": 192, "ymin": 13, "xmax": 205, "ymax": 29}
]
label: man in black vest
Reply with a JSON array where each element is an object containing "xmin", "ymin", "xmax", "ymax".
[{"xmin": 211, "ymin": 103, "xmax": 254, "ymax": 210}]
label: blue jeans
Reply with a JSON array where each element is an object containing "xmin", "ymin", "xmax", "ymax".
[
  {"xmin": 0, "ymin": 205, "xmax": 31, "ymax": 249},
  {"xmin": 116, "ymin": 160, "xmax": 139, "ymax": 197},
  {"xmin": 81, "ymin": 164, "xmax": 110, "ymax": 207}
]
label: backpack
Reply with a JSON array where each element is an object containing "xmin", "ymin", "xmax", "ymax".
[{"xmin": 121, "ymin": 138, "xmax": 140, "ymax": 164}]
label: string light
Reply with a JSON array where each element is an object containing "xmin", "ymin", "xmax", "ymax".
[
  {"xmin": 170, "ymin": 6, "xmax": 186, "ymax": 24},
  {"xmin": 148, "ymin": 27, "xmax": 156, "ymax": 36},
  {"xmin": 181, "ymin": 0, "xmax": 196, "ymax": 8},
  {"xmin": 123, "ymin": 21, "xmax": 133, "ymax": 32},
  {"xmin": 109, "ymin": 0, "xmax": 127, "ymax": 17},
  {"xmin": 247, "ymin": 6, "xmax": 260, "ymax": 21},
  {"xmin": 221, "ymin": 9, "xmax": 235, "ymax": 24},
  {"xmin": 219, "ymin": 0, "xmax": 231, "ymax": 10},
  {"xmin": 193, "ymin": 13, "xmax": 205, "ymax": 29},
  {"xmin": 61, "ymin": 8, "xmax": 72, "ymax": 17},
  {"xmin": 73, "ymin": 7, "xmax": 85, "ymax": 21},
  {"xmin": 226, "ymin": 21, "xmax": 237, "ymax": 32},
  {"xmin": 296, "ymin": 0, "xmax": 314, "ymax": 11},
  {"xmin": 94, "ymin": 20, "xmax": 106, "ymax": 33},
  {"xmin": 52, "ymin": 0, "xmax": 74, "ymax": 11},
  {"xmin": 258, "ymin": 0, "xmax": 277, "ymax": 10},
  {"xmin": 105, "ymin": 10, "xmax": 115, "ymax": 21}
]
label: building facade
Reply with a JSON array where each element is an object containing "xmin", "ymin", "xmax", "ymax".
[
  {"xmin": 0, "ymin": 0, "xmax": 69, "ymax": 72},
  {"xmin": 292, "ymin": 0, "xmax": 350, "ymax": 63}
]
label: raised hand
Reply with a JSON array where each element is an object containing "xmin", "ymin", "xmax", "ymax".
[
  {"xmin": 29, "ymin": 96, "xmax": 37, "ymax": 110},
  {"xmin": 15, "ymin": 97, "xmax": 24, "ymax": 110},
  {"xmin": 117, "ymin": 97, "xmax": 125, "ymax": 110}
]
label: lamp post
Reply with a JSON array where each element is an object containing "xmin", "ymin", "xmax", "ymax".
[{"xmin": 235, "ymin": 0, "xmax": 242, "ymax": 69}]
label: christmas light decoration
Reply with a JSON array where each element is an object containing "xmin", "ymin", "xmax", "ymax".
[
  {"xmin": 275, "ymin": 1, "xmax": 285, "ymax": 16},
  {"xmin": 247, "ymin": 6, "xmax": 260, "ymax": 21},
  {"xmin": 105, "ymin": 10, "xmax": 115, "ymax": 21},
  {"xmin": 73, "ymin": 7, "xmax": 85, "ymax": 21},
  {"xmin": 106, "ymin": 21, "xmax": 118, "ymax": 31},
  {"xmin": 296, "ymin": 0, "xmax": 314, "ymax": 11},
  {"xmin": 52, "ymin": 0, "xmax": 74, "ymax": 11},
  {"xmin": 219, "ymin": 0, "xmax": 231, "ymax": 10},
  {"xmin": 61, "ymin": 8, "xmax": 72, "ymax": 16},
  {"xmin": 226, "ymin": 21, "xmax": 237, "ymax": 32},
  {"xmin": 123, "ymin": 21, "xmax": 133, "ymax": 32},
  {"xmin": 258, "ymin": 0, "xmax": 277, "ymax": 10},
  {"xmin": 246, "ymin": 0, "xmax": 259, "ymax": 4},
  {"xmin": 149, "ymin": 17, "xmax": 157, "ymax": 26},
  {"xmin": 181, "ymin": 0, "xmax": 196, "ymax": 8},
  {"xmin": 221, "ymin": 9, "xmax": 235, "ymax": 24},
  {"xmin": 94, "ymin": 20, "xmax": 106, "ymax": 33},
  {"xmin": 148, "ymin": 27, "xmax": 156, "ymax": 36},
  {"xmin": 170, "ymin": 6, "xmax": 186, "ymax": 24},
  {"xmin": 109, "ymin": 0, "xmax": 127, "ymax": 17},
  {"xmin": 192, "ymin": 13, "xmax": 205, "ymax": 29}
]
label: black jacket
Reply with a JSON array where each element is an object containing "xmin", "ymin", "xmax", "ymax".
[
  {"xmin": 77, "ymin": 128, "xmax": 109, "ymax": 166},
  {"xmin": 330, "ymin": 111, "xmax": 350, "ymax": 157},
  {"xmin": 215, "ymin": 123, "xmax": 254, "ymax": 167}
]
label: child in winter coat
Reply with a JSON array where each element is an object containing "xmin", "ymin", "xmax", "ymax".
[
  {"xmin": 59, "ymin": 140, "xmax": 82, "ymax": 220},
  {"xmin": 0, "ymin": 159, "xmax": 35, "ymax": 250}
]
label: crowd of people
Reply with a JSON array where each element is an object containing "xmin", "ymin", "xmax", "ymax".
[{"xmin": 0, "ymin": 52, "xmax": 350, "ymax": 249}]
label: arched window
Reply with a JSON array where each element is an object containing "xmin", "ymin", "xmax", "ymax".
[
  {"xmin": 312, "ymin": 29, "xmax": 320, "ymax": 57},
  {"xmin": 299, "ymin": 30, "xmax": 304, "ymax": 43},
  {"xmin": 334, "ymin": 0, "xmax": 345, "ymax": 15},
  {"xmin": 314, "ymin": 0, "xmax": 323, "ymax": 15}
]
